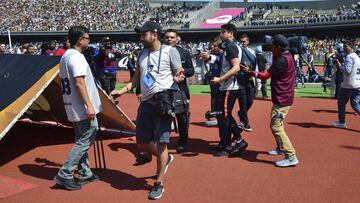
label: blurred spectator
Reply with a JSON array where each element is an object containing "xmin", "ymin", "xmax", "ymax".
[
  {"xmin": 0, "ymin": 43, "xmax": 6, "ymax": 54},
  {"xmin": 44, "ymin": 40, "xmax": 57, "ymax": 56},
  {"xmin": 55, "ymin": 37, "xmax": 70, "ymax": 56}
]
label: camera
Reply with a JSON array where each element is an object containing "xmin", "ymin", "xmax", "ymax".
[
  {"xmin": 205, "ymin": 110, "xmax": 223, "ymax": 120},
  {"xmin": 195, "ymin": 47, "xmax": 203, "ymax": 56},
  {"xmin": 261, "ymin": 35, "xmax": 308, "ymax": 54},
  {"xmin": 335, "ymin": 43, "xmax": 346, "ymax": 64}
]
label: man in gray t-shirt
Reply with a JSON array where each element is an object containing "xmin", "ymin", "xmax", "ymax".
[
  {"xmin": 54, "ymin": 26, "xmax": 102, "ymax": 191},
  {"xmin": 111, "ymin": 21, "xmax": 184, "ymax": 200}
]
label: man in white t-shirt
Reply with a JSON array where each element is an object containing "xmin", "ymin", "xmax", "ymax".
[
  {"xmin": 54, "ymin": 26, "xmax": 102, "ymax": 191},
  {"xmin": 111, "ymin": 21, "xmax": 184, "ymax": 200},
  {"xmin": 332, "ymin": 40, "xmax": 360, "ymax": 129}
]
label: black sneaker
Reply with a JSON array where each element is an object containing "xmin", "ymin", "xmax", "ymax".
[
  {"xmin": 176, "ymin": 145, "xmax": 186, "ymax": 153},
  {"xmin": 213, "ymin": 148, "xmax": 229, "ymax": 157},
  {"xmin": 211, "ymin": 144, "xmax": 224, "ymax": 152},
  {"xmin": 136, "ymin": 151, "xmax": 152, "ymax": 164},
  {"xmin": 228, "ymin": 140, "xmax": 248, "ymax": 157},
  {"xmin": 53, "ymin": 175, "xmax": 81, "ymax": 191},
  {"xmin": 78, "ymin": 174, "xmax": 100, "ymax": 185},
  {"xmin": 242, "ymin": 125, "xmax": 252, "ymax": 132},
  {"xmin": 148, "ymin": 182, "xmax": 165, "ymax": 200}
]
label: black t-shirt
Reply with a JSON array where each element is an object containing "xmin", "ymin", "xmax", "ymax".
[
  {"xmin": 225, "ymin": 42, "xmax": 239, "ymax": 62},
  {"xmin": 268, "ymin": 54, "xmax": 288, "ymax": 76},
  {"xmin": 256, "ymin": 54, "xmax": 267, "ymax": 72}
]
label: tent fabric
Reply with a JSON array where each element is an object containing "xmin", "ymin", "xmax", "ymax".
[
  {"xmin": 0, "ymin": 54, "xmax": 61, "ymax": 111},
  {"xmin": 0, "ymin": 54, "xmax": 135, "ymax": 141}
]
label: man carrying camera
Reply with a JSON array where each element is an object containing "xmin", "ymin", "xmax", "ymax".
[
  {"xmin": 111, "ymin": 21, "xmax": 184, "ymax": 200},
  {"xmin": 242, "ymin": 34, "xmax": 299, "ymax": 167},
  {"xmin": 332, "ymin": 40, "xmax": 360, "ymax": 129},
  {"xmin": 95, "ymin": 36, "xmax": 122, "ymax": 94},
  {"xmin": 211, "ymin": 23, "xmax": 248, "ymax": 157},
  {"xmin": 164, "ymin": 29, "xmax": 194, "ymax": 153},
  {"xmin": 201, "ymin": 36, "xmax": 225, "ymax": 148}
]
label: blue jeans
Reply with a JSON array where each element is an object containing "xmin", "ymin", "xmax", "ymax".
[
  {"xmin": 337, "ymin": 88, "xmax": 360, "ymax": 123},
  {"xmin": 57, "ymin": 117, "xmax": 98, "ymax": 180}
]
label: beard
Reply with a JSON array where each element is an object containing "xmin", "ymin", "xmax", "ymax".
[{"xmin": 142, "ymin": 35, "xmax": 154, "ymax": 48}]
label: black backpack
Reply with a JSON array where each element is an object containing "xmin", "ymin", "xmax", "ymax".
[{"xmin": 237, "ymin": 47, "xmax": 256, "ymax": 86}]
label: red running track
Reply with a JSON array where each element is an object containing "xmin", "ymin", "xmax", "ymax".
[{"xmin": 0, "ymin": 94, "xmax": 359, "ymax": 202}]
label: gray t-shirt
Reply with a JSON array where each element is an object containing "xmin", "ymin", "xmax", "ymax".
[
  {"xmin": 138, "ymin": 45, "xmax": 182, "ymax": 101},
  {"xmin": 59, "ymin": 49, "xmax": 102, "ymax": 122}
]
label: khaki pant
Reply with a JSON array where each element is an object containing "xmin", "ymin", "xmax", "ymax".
[{"xmin": 270, "ymin": 105, "xmax": 296, "ymax": 158}]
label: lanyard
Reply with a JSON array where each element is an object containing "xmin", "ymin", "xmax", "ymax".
[{"xmin": 147, "ymin": 44, "xmax": 162, "ymax": 73}]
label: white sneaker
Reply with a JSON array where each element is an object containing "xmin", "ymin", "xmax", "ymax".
[
  {"xmin": 332, "ymin": 121, "xmax": 347, "ymax": 129},
  {"xmin": 268, "ymin": 149, "xmax": 284, "ymax": 155},
  {"xmin": 275, "ymin": 156, "xmax": 299, "ymax": 167}
]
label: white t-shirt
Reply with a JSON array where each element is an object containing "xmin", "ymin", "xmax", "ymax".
[
  {"xmin": 341, "ymin": 52, "xmax": 360, "ymax": 89},
  {"xmin": 59, "ymin": 49, "xmax": 102, "ymax": 122},
  {"xmin": 138, "ymin": 45, "xmax": 182, "ymax": 101}
]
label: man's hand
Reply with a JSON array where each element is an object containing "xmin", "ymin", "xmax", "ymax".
[
  {"xmin": 110, "ymin": 89, "xmax": 126, "ymax": 104},
  {"xmin": 87, "ymin": 105, "xmax": 96, "ymax": 120},
  {"xmin": 200, "ymin": 51, "xmax": 210, "ymax": 60},
  {"xmin": 334, "ymin": 59, "xmax": 341, "ymax": 68},
  {"xmin": 174, "ymin": 72, "xmax": 185, "ymax": 83},
  {"xmin": 210, "ymin": 77, "xmax": 221, "ymax": 84},
  {"xmin": 174, "ymin": 68, "xmax": 185, "ymax": 83},
  {"xmin": 240, "ymin": 63, "xmax": 250, "ymax": 73}
]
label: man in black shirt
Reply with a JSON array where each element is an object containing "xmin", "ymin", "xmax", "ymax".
[{"xmin": 164, "ymin": 29, "xmax": 194, "ymax": 153}]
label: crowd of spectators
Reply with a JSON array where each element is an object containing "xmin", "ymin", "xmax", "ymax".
[
  {"xmin": 0, "ymin": 0, "xmax": 203, "ymax": 32},
  {"xmin": 2, "ymin": 36, "xmax": 358, "ymax": 63},
  {"xmin": 244, "ymin": 2, "xmax": 360, "ymax": 27},
  {"xmin": 150, "ymin": 3, "xmax": 204, "ymax": 29}
]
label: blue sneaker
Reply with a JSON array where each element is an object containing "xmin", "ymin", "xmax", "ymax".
[
  {"xmin": 275, "ymin": 156, "xmax": 299, "ymax": 167},
  {"xmin": 148, "ymin": 182, "xmax": 164, "ymax": 200}
]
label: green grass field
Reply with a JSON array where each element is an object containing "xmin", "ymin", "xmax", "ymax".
[{"xmin": 115, "ymin": 83, "xmax": 333, "ymax": 98}]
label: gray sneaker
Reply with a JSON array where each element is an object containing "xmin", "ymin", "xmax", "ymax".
[
  {"xmin": 148, "ymin": 182, "xmax": 164, "ymax": 200},
  {"xmin": 268, "ymin": 149, "xmax": 284, "ymax": 155},
  {"xmin": 332, "ymin": 121, "xmax": 347, "ymax": 129},
  {"xmin": 78, "ymin": 174, "xmax": 100, "ymax": 185},
  {"xmin": 164, "ymin": 154, "xmax": 174, "ymax": 174},
  {"xmin": 275, "ymin": 156, "xmax": 299, "ymax": 167},
  {"xmin": 53, "ymin": 175, "xmax": 81, "ymax": 190}
]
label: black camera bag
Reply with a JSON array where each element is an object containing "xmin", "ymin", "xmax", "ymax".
[{"xmin": 172, "ymin": 90, "xmax": 189, "ymax": 114}]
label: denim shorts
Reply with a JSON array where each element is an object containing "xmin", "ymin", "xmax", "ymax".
[{"xmin": 135, "ymin": 101, "xmax": 172, "ymax": 144}]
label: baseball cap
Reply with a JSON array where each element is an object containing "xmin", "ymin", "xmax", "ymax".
[
  {"xmin": 134, "ymin": 21, "xmax": 162, "ymax": 34},
  {"xmin": 268, "ymin": 34, "xmax": 289, "ymax": 49}
]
